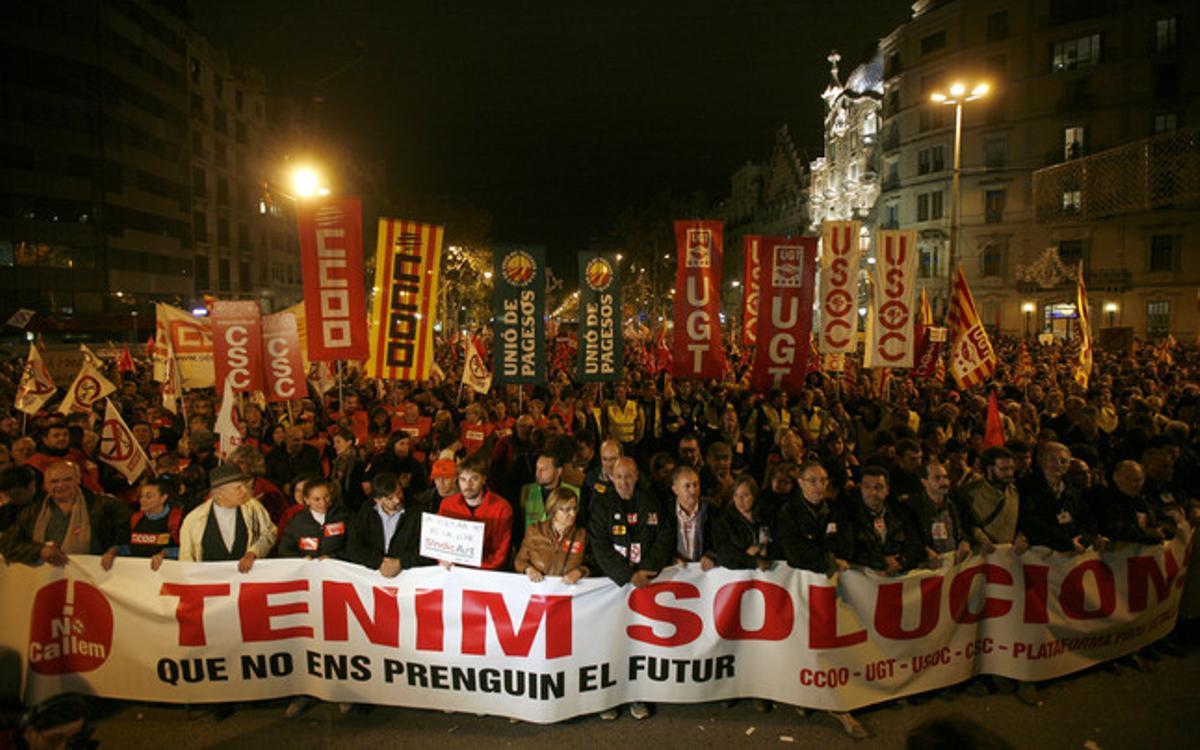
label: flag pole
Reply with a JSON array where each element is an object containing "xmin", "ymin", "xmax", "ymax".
[{"xmin": 337, "ymin": 360, "xmax": 345, "ymax": 411}]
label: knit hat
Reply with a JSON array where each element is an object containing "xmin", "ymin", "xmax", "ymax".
[
  {"xmin": 209, "ymin": 463, "xmax": 250, "ymax": 490},
  {"xmin": 430, "ymin": 458, "xmax": 458, "ymax": 479}
]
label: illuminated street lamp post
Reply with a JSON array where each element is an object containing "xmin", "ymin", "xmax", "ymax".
[
  {"xmin": 1022, "ymin": 301, "xmax": 1035, "ymax": 338},
  {"xmin": 930, "ymin": 81, "xmax": 990, "ymax": 282},
  {"xmin": 1104, "ymin": 301, "xmax": 1119, "ymax": 327}
]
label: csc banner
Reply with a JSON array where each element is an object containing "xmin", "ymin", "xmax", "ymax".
[
  {"xmin": 741, "ymin": 236, "xmax": 762, "ymax": 347},
  {"xmin": 154, "ymin": 303, "xmax": 213, "ymax": 389},
  {"xmin": 211, "ymin": 301, "xmax": 264, "ymax": 393},
  {"xmin": 493, "ymin": 246, "xmax": 546, "ymax": 385},
  {"xmin": 576, "ymin": 252, "xmax": 622, "ymax": 382},
  {"xmin": 368, "ymin": 219, "xmax": 444, "ymax": 381},
  {"xmin": 261, "ymin": 311, "xmax": 308, "ymax": 403},
  {"xmin": 867, "ymin": 230, "xmax": 918, "ymax": 368},
  {"xmin": 298, "ymin": 197, "xmax": 369, "ymax": 362},
  {"xmin": 3, "ymin": 534, "xmax": 1189, "ymax": 722},
  {"xmin": 750, "ymin": 237, "xmax": 816, "ymax": 394},
  {"xmin": 818, "ymin": 221, "xmax": 860, "ymax": 355},
  {"xmin": 671, "ymin": 220, "xmax": 724, "ymax": 380}
]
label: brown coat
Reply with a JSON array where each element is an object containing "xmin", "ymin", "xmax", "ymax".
[{"xmin": 514, "ymin": 520, "xmax": 589, "ymax": 578}]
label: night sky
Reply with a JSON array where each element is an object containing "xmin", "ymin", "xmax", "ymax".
[{"xmin": 194, "ymin": 1, "xmax": 911, "ymax": 253}]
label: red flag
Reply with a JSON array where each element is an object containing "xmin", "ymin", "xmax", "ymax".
[
  {"xmin": 145, "ymin": 335, "xmax": 155, "ymax": 358},
  {"xmin": 298, "ymin": 196, "xmax": 370, "ymax": 361},
  {"xmin": 211, "ymin": 300, "xmax": 265, "ymax": 393},
  {"xmin": 750, "ymin": 237, "xmax": 817, "ymax": 394},
  {"xmin": 983, "ymin": 392, "xmax": 1005, "ymax": 449},
  {"xmin": 261, "ymin": 310, "xmax": 308, "ymax": 402},
  {"xmin": 117, "ymin": 345, "xmax": 135, "ymax": 373},
  {"xmin": 741, "ymin": 235, "xmax": 762, "ymax": 347},
  {"xmin": 671, "ymin": 220, "xmax": 725, "ymax": 380}
]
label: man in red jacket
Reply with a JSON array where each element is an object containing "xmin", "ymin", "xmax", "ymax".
[{"xmin": 436, "ymin": 452, "xmax": 512, "ymax": 570}]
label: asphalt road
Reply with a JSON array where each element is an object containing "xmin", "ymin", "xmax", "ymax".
[{"xmin": 43, "ymin": 644, "xmax": 1198, "ymax": 750}]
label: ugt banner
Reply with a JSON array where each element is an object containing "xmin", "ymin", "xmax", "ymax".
[
  {"xmin": 867, "ymin": 230, "xmax": 918, "ymax": 368},
  {"xmin": 576, "ymin": 252, "xmax": 622, "ymax": 382},
  {"xmin": 750, "ymin": 237, "xmax": 817, "ymax": 394},
  {"xmin": 492, "ymin": 246, "xmax": 546, "ymax": 385},
  {"xmin": 367, "ymin": 219, "xmax": 444, "ymax": 381},
  {"xmin": 298, "ymin": 196, "xmax": 369, "ymax": 362},
  {"xmin": 818, "ymin": 220, "xmax": 861, "ymax": 355},
  {"xmin": 211, "ymin": 300, "xmax": 264, "ymax": 394},
  {"xmin": 1, "ymin": 534, "xmax": 1189, "ymax": 722},
  {"xmin": 672, "ymin": 220, "xmax": 724, "ymax": 380},
  {"xmin": 261, "ymin": 310, "xmax": 308, "ymax": 403},
  {"xmin": 153, "ymin": 303, "xmax": 214, "ymax": 389},
  {"xmin": 741, "ymin": 235, "xmax": 762, "ymax": 347}
]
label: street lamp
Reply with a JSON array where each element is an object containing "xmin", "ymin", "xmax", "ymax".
[
  {"xmin": 1022, "ymin": 301, "xmax": 1035, "ymax": 338},
  {"xmin": 1104, "ymin": 301, "xmax": 1119, "ymax": 327},
  {"xmin": 291, "ymin": 166, "xmax": 329, "ymax": 198},
  {"xmin": 930, "ymin": 81, "xmax": 990, "ymax": 282}
]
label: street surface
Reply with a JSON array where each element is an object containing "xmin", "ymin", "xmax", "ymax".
[{"xmin": 59, "ymin": 645, "xmax": 1200, "ymax": 749}]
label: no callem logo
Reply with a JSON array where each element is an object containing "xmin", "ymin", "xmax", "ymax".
[
  {"xmin": 501, "ymin": 251, "xmax": 537, "ymax": 287},
  {"xmin": 28, "ymin": 579, "xmax": 113, "ymax": 674}
]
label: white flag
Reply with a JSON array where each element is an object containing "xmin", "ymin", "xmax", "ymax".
[
  {"xmin": 5, "ymin": 308, "xmax": 36, "ymax": 329},
  {"xmin": 15, "ymin": 343, "xmax": 56, "ymax": 415},
  {"xmin": 161, "ymin": 341, "xmax": 183, "ymax": 415},
  {"xmin": 461, "ymin": 336, "xmax": 492, "ymax": 394},
  {"xmin": 98, "ymin": 399, "xmax": 150, "ymax": 484},
  {"xmin": 79, "ymin": 343, "xmax": 103, "ymax": 370},
  {"xmin": 59, "ymin": 360, "xmax": 117, "ymax": 415},
  {"xmin": 214, "ymin": 378, "xmax": 243, "ymax": 457}
]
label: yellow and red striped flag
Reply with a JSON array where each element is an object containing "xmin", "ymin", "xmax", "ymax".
[
  {"xmin": 946, "ymin": 267, "xmax": 997, "ymax": 390},
  {"xmin": 367, "ymin": 219, "xmax": 444, "ymax": 381},
  {"xmin": 1073, "ymin": 261, "xmax": 1092, "ymax": 388}
]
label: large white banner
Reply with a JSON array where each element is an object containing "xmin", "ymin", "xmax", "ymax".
[
  {"xmin": 1, "ymin": 534, "xmax": 1190, "ymax": 723},
  {"xmin": 153, "ymin": 303, "xmax": 214, "ymax": 388}
]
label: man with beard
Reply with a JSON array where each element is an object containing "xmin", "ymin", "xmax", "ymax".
[
  {"xmin": 831, "ymin": 465, "xmax": 927, "ymax": 575},
  {"xmin": 437, "ymin": 453, "xmax": 512, "ymax": 570},
  {"xmin": 911, "ymin": 461, "xmax": 971, "ymax": 564},
  {"xmin": 517, "ymin": 451, "xmax": 580, "ymax": 533},
  {"xmin": 957, "ymin": 447, "xmax": 1030, "ymax": 555},
  {"xmin": 25, "ymin": 423, "xmax": 102, "ymax": 493}
]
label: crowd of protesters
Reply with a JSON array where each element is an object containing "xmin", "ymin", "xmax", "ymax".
[{"xmin": 1, "ymin": 331, "xmax": 1198, "ymax": 739}]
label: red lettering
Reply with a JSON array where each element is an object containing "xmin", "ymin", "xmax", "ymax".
[
  {"xmin": 415, "ymin": 588, "xmax": 444, "ymax": 651},
  {"xmin": 1060, "ymin": 560, "xmax": 1116, "ymax": 620},
  {"xmin": 461, "ymin": 591, "xmax": 572, "ymax": 659},
  {"xmin": 160, "ymin": 583, "xmax": 230, "ymax": 647},
  {"xmin": 321, "ymin": 582, "xmax": 398, "ymax": 647},
  {"xmin": 874, "ymin": 577, "xmax": 943, "ymax": 640},
  {"xmin": 626, "ymin": 582, "xmax": 703, "ymax": 647},
  {"xmin": 1023, "ymin": 565, "xmax": 1050, "ymax": 624},
  {"xmin": 808, "ymin": 584, "xmax": 867, "ymax": 649},
  {"xmin": 713, "ymin": 581, "xmax": 793, "ymax": 641},
  {"xmin": 1127, "ymin": 551, "xmax": 1182, "ymax": 613},
  {"xmin": 239, "ymin": 580, "xmax": 313, "ymax": 642},
  {"xmin": 948, "ymin": 564, "xmax": 1013, "ymax": 624}
]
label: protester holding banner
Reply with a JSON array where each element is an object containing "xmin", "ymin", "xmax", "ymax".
[
  {"xmin": 514, "ymin": 486, "xmax": 588, "ymax": 583},
  {"xmin": 125, "ymin": 476, "xmax": 183, "ymax": 568},
  {"xmin": 436, "ymin": 452, "xmax": 512, "ymax": 570},
  {"xmin": 832, "ymin": 465, "xmax": 928, "ymax": 574},
  {"xmin": 177, "ymin": 464, "xmax": 276, "ymax": 572},
  {"xmin": 345, "ymin": 472, "xmax": 432, "ymax": 576}
]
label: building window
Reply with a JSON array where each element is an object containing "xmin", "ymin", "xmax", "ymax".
[
  {"xmin": 195, "ymin": 255, "xmax": 209, "ymax": 289},
  {"xmin": 1149, "ymin": 235, "xmax": 1181, "ymax": 272},
  {"xmin": 214, "ymin": 73, "xmax": 224, "ymax": 100},
  {"xmin": 214, "ymin": 109, "xmax": 228, "ymax": 134},
  {"xmin": 984, "ymin": 137, "xmax": 1007, "ymax": 168},
  {"xmin": 919, "ymin": 244, "xmax": 939, "ymax": 278},
  {"xmin": 215, "ymin": 142, "xmax": 227, "ymax": 168},
  {"xmin": 1147, "ymin": 301, "xmax": 1171, "ymax": 336},
  {"xmin": 218, "ymin": 259, "xmax": 231, "ymax": 291},
  {"xmin": 919, "ymin": 107, "xmax": 945, "ymax": 132},
  {"xmin": 1154, "ymin": 113, "xmax": 1179, "ymax": 134},
  {"xmin": 1062, "ymin": 189, "xmax": 1082, "ymax": 212},
  {"xmin": 217, "ymin": 177, "xmax": 229, "ymax": 205},
  {"xmin": 190, "ymin": 58, "xmax": 201, "ymax": 84},
  {"xmin": 217, "ymin": 218, "xmax": 230, "ymax": 247},
  {"xmin": 886, "ymin": 89, "xmax": 900, "ymax": 117},
  {"xmin": 982, "ymin": 245, "xmax": 1003, "ymax": 277},
  {"xmin": 918, "ymin": 193, "xmax": 930, "ymax": 222},
  {"xmin": 886, "ymin": 52, "xmax": 902, "ymax": 78},
  {"xmin": 985, "ymin": 190, "xmax": 1006, "ymax": 223},
  {"xmin": 1058, "ymin": 240, "xmax": 1084, "ymax": 268},
  {"xmin": 238, "ymin": 223, "xmax": 250, "ymax": 249},
  {"xmin": 1064, "ymin": 126, "xmax": 1085, "ymax": 160},
  {"xmin": 986, "ymin": 11, "xmax": 1008, "ymax": 42},
  {"xmin": 1154, "ymin": 64, "xmax": 1182, "ymax": 98},
  {"xmin": 1052, "ymin": 34, "xmax": 1102, "ymax": 72},
  {"xmin": 917, "ymin": 147, "xmax": 943, "ymax": 174},
  {"xmin": 1156, "ymin": 18, "xmax": 1178, "ymax": 52},
  {"xmin": 235, "ymin": 88, "xmax": 244, "ymax": 112},
  {"xmin": 192, "ymin": 166, "xmax": 207, "ymax": 197},
  {"xmin": 235, "ymin": 121, "xmax": 247, "ymax": 145},
  {"xmin": 921, "ymin": 31, "xmax": 946, "ymax": 55},
  {"xmin": 883, "ymin": 202, "xmax": 899, "ymax": 228},
  {"xmin": 918, "ymin": 149, "xmax": 930, "ymax": 175},
  {"xmin": 192, "ymin": 211, "xmax": 207, "ymax": 243},
  {"xmin": 239, "ymin": 260, "xmax": 252, "ymax": 292}
]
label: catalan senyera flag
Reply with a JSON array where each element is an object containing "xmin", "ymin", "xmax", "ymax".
[
  {"xmin": 1073, "ymin": 261, "xmax": 1093, "ymax": 389},
  {"xmin": 946, "ymin": 266, "xmax": 997, "ymax": 390},
  {"xmin": 367, "ymin": 219, "xmax": 444, "ymax": 381}
]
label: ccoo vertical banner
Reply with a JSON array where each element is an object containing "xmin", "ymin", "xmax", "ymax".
[
  {"xmin": 260, "ymin": 310, "xmax": 308, "ymax": 403},
  {"xmin": 576, "ymin": 251, "xmax": 623, "ymax": 382},
  {"xmin": 298, "ymin": 196, "xmax": 369, "ymax": 362},
  {"xmin": 817, "ymin": 220, "xmax": 861, "ymax": 354},
  {"xmin": 367, "ymin": 219, "xmax": 444, "ymax": 381},
  {"xmin": 867, "ymin": 230, "xmax": 918, "ymax": 368},
  {"xmin": 671, "ymin": 220, "xmax": 725, "ymax": 380},
  {"xmin": 750, "ymin": 237, "xmax": 817, "ymax": 394},
  {"xmin": 211, "ymin": 301, "xmax": 264, "ymax": 393},
  {"xmin": 741, "ymin": 235, "xmax": 762, "ymax": 347},
  {"xmin": 492, "ymin": 246, "xmax": 546, "ymax": 385}
]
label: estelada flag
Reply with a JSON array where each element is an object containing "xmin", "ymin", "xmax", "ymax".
[
  {"xmin": 983, "ymin": 392, "xmax": 1006, "ymax": 449},
  {"xmin": 368, "ymin": 219, "xmax": 444, "ymax": 381},
  {"xmin": 946, "ymin": 267, "xmax": 997, "ymax": 390},
  {"xmin": 98, "ymin": 399, "xmax": 150, "ymax": 484},
  {"xmin": 59, "ymin": 360, "xmax": 117, "ymax": 415},
  {"xmin": 15, "ymin": 343, "xmax": 56, "ymax": 415},
  {"xmin": 462, "ymin": 336, "xmax": 493, "ymax": 395}
]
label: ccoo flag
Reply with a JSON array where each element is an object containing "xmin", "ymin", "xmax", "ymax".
[{"xmin": 367, "ymin": 219, "xmax": 444, "ymax": 381}]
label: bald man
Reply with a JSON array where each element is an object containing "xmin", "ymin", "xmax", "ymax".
[
  {"xmin": 587, "ymin": 457, "xmax": 673, "ymax": 588},
  {"xmin": 0, "ymin": 460, "xmax": 129, "ymax": 569},
  {"xmin": 1094, "ymin": 460, "xmax": 1175, "ymax": 543}
]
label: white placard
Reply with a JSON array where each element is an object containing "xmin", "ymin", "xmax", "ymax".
[{"xmin": 419, "ymin": 512, "xmax": 485, "ymax": 567}]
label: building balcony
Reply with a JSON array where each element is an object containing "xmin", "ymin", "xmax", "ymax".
[
  {"xmin": 1016, "ymin": 268, "xmax": 1131, "ymax": 294},
  {"xmin": 1033, "ymin": 128, "xmax": 1200, "ymax": 223}
]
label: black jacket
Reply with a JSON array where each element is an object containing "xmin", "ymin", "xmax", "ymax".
[
  {"xmin": 587, "ymin": 483, "xmax": 673, "ymax": 585},
  {"xmin": 1017, "ymin": 472, "xmax": 1099, "ymax": 551},
  {"xmin": 277, "ymin": 506, "xmax": 350, "ymax": 559},
  {"xmin": 776, "ymin": 497, "xmax": 838, "ymax": 574},
  {"xmin": 710, "ymin": 504, "xmax": 775, "ymax": 570},
  {"xmin": 831, "ymin": 497, "xmax": 926, "ymax": 571},
  {"xmin": 345, "ymin": 500, "xmax": 433, "ymax": 571},
  {"xmin": 0, "ymin": 489, "xmax": 131, "ymax": 563},
  {"xmin": 909, "ymin": 491, "xmax": 967, "ymax": 553},
  {"xmin": 1090, "ymin": 485, "xmax": 1170, "ymax": 544}
]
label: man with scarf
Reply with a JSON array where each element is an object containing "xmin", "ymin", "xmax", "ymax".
[
  {"xmin": 178, "ymin": 464, "xmax": 276, "ymax": 572},
  {"xmin": 0, "ymin": 460, "xmax": 129, "ymax": 568}
]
